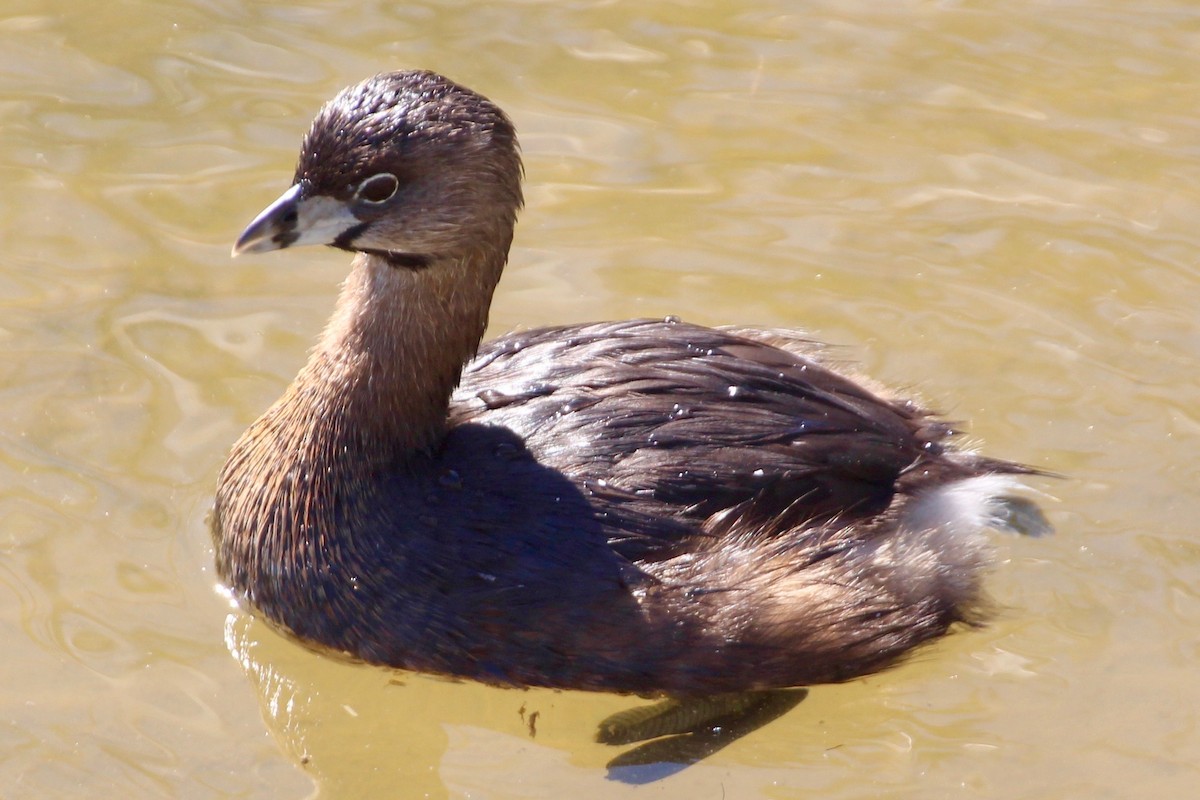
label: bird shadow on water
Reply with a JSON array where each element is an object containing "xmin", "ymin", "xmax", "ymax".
[{"xmin": 595, "ymin": 688, "xmax": 809, "ymax": 784}]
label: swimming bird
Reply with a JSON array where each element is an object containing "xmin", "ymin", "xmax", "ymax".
[{"xmin": 213, "ymin": 69, "xmax": 1046, "ymax": 697}]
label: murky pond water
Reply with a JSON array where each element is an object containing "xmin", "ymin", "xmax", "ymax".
[{"xmin": 2, "ymin": 1, "xmax": 1198, "ymax": 797}]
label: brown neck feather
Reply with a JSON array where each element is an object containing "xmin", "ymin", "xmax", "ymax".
[
  {"xmin": 292, "ymin": 247, "xmax": 502, "ymax": 458},
  {"xmin": 213, "ymin": 244, "xmax": 505, "ymax": 595}
]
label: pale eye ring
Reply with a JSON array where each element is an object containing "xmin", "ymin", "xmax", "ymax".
[{"xmin": 356, "ymin": 172, "xmax": 399, "ymax": 204}]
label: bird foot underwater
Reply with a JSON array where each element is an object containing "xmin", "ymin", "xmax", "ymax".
[{"xmin": 596, "ymin": 689, "xmax": 808, "ymax": 782}]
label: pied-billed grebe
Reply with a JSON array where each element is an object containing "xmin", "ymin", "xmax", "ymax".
[{"xmin": 214, "ymin": 70, "xmax": 1046, "ymax": 696}]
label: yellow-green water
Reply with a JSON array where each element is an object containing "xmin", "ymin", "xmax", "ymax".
[{"xmin": 2, "ymin": 1, "xmax": 1198, "ymax": 797}]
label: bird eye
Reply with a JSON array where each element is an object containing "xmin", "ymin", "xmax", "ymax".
[{"xmin": 356, "ymin": 173, "xmax": 399, "ymax": 204}]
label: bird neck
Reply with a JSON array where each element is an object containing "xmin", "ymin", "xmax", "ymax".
[{"xmin": 293, "ymin": 246, "xmax": 504, "ymax": 458}]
